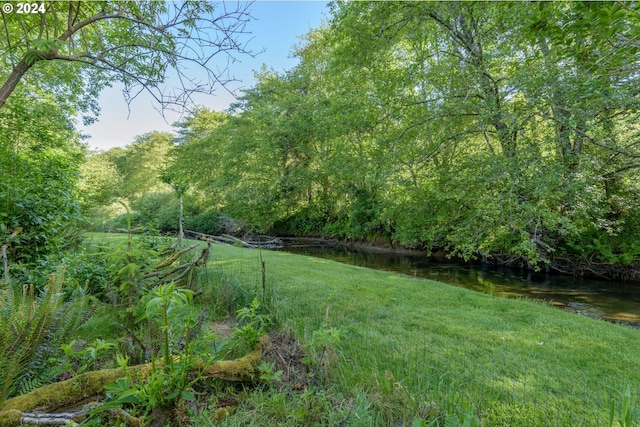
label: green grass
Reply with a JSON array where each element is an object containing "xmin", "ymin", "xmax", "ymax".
[{"xmin": 83, "ymin": 234, "xmax": 640, "ymax": 426}]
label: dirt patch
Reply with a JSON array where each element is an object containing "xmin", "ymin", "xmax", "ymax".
[
  {"xmin": 209, "ymin": 318, "xmax": 235, "ymax": 339},
  {"xmin": 264, "ymin": 331, "xmax": 309, "ymax": 388},
  {"xmin": 208, "ymin": 321, "xmax": 309, "ymax": 387}
]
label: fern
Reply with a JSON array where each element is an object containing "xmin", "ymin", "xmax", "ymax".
[
  {"xmin": 0, "ymin": 268, "xmax": 88, "ymax": 405},
  {"xmin": 14, "ymin": 370, "xmax": 55, "ymax": 397}
]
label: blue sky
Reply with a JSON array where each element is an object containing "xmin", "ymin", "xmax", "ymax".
[{"xmin": 80, "ymin": 1, "xmax": 330, "ymax": 151}]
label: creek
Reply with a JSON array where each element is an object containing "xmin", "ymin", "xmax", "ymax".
[{"xmin": 277, "ymin": 241, "xmax": 640, "ymax": 328}]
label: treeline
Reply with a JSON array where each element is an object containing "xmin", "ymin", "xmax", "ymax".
[{"xmin": 89, "ymin": 2, "xmax": 640, "ymax": 276}]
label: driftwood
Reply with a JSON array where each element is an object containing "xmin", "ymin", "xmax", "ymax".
[
  {"xmin": 184, "ymin": 230, "xmax": 282, "ymax": 249},
  {"xmin": 0, "ymin": 336, "xmax": 269, "ymax": 427}
]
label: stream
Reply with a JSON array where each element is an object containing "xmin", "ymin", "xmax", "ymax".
[{"xmin": 277, "ymin": 241, "xmax": 640, "ymax": 328}]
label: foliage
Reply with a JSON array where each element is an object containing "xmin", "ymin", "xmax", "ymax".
[
  {"xmin": 144, "ymin": 283, "xmax": 195, "ymax": 369},
  {"xmin": 0, "ymin": 88, "xmax": 85, "ymax": 264},
  {"xmin": 78, "ymin": 153, "xmax": 123, "ymax": 211},
  {"xmin": 89, "ymin": 284, "xmax": 202, "ymax": 425},
  {"xmin": 0, "ymin": 1, "xmax": 256, "ymax": 111},
  {"xmin": 109, "ymin": 132, "xmax": 174, "ymax": 201},
  {"xmin": 0, "ymin": 0, "xmax": 257, "ymax": 267},
  {"xmin": 0, "ymin": 270, "xmax": 88, "ymax": 405},
  {"xmin": 100, "ymin": 236, "xmax": 159, "ymax": 324},
  {"xmin": 226, "ymin": 298, "xmax": 272, "ymax": 357},
  {"xmin": 166, "ymin": 1, "xmax": 640, "ymax": 271},
  {"xmin": 56, "ymin": 338, "xmax": 117, "ymax": 379},
  {"xmin": 131, "ymin": 191, "xmax": 180, "ymax": 232},
  {"xmin": 184, "ymin": 210, "xmax": 224, "ymax": 236}
]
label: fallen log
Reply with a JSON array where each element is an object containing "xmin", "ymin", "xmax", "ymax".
[
  {"xmin": 184, "ymin": 230, "xmax": 282, "ymax": 249},
  {"xmin": 0, "ymin": 336, "xmax": 269, "ymax": 427}
]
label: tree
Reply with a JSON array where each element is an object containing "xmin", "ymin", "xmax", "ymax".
[
  {"xmin": 0, "ymin": 1, "xmax": 256, "ymax": 113},
  {"xmin": 0, "ymin": 86, "xmax": 84, "ymax": 263},
  {"xmin": 113, "ymin": 132, "xmax": 174, "ymax": 201},
  {"xmin": 158, "ymin": 2, "xmax": 640, "ymax": 272},
  {"xmin": 78, "ymin": 153, "xmax": 123, "ymax": 209},
  {"xmin": 0, "ymin": 1, "xmax": 257, "ymax": 262}
]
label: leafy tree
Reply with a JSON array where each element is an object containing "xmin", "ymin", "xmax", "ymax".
[
  {"xmin": 0, "ymin": 1, "xmax": 257, "ymax": 262},
  {"xmin": 166, "ymin": 109, "xmax": 230, "ymax": 235},
  {"xmin": 0, "ymin": 1, "xmax": 255, "ymax": 112},
  {"xmin": 169, "ymin": 1, "xmax": 640, "ymax": 271},
  {"xmin": 78, "ymin": 152, "xmax": 123, "ymax": 209},
  {"xmin": 0, "ymin": 87, "xmax": 84, "ymax": 263},
  {"xmin": 112, "ymin": 131, "xmax": 174, "ymax": 201}
]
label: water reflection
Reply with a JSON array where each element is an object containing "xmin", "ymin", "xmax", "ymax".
[{"xmin": 278, "ymin": 245, "xmax": 640, "ymax": 327}]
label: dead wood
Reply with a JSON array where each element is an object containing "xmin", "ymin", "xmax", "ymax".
[
  {"xmin": 184, "ymin": 230, "xmax": 282, "ymax": 249},
  {"xmin": 141, "ymin": 242, "xmax": 211, "ymax": 287},
  {"xmin": 0, "ymin": 336, "xmax": 268, "ymax": 427}
]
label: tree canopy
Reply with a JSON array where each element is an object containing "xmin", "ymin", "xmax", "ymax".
[
  {"xmin": 0, "ymin": 1, "xmax": 255, "ymax": 112},
  {"xmin": 166, "ymin": 1, "xmax": 640, "ymax": 275}
]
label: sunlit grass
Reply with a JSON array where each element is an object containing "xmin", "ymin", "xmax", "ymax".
[{"xmin": 200, "ymin": 245, "xmax": 640, "ymax": 425}]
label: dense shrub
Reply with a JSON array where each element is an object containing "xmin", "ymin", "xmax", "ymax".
[
  {"xmin": 131, "ymin": 192, "xmax": 180, "ymax": 232},
  {"xmin": 271, "ymin": 205, "xmax": 331, "ymax": 236},
  {"xmin": 184, "ymin": 210, "xmax": 223, "ymax": 235}
]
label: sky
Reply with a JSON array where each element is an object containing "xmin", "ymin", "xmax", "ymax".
[{"xmin": 79, "ymin": 1, "xmax": 330, "ymax": 151}]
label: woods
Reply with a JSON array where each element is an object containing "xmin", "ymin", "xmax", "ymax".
[
  {"xmin": 157, "ymin": 2, "xmax": 640, "ymax": 276},
  {"xmin": 4, "ymin": 1, "xmax": 638, "ymax": 275}
]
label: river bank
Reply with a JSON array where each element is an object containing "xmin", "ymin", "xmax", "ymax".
[
  {"xmin": 276, "ymin": 235, "xmax": 640, "ymax": 283},
  {"xmin": 82, "ymin": 233, "xmax": 640, "ymax": 424},
  {"xmin": 275, "ymin": 237, "xmax": 640, "ymax": 328}
]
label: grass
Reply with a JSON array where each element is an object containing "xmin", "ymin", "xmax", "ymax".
[{"xmin": 82, "ymin": 234, "xmax": 640, "ymax": 426}]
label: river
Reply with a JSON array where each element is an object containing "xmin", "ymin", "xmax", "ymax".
[{"xmin": 277, "ymin": 242, "xmax": 640, "ymax": 328}]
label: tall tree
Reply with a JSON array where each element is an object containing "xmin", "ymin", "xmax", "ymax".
[
  {"xmin": 108, "ymin": 131, "xmax": 174, "ymax": 201},
  {"xmin": 166, "ymin": 1, "xmax": 640, "ymax": 271}
]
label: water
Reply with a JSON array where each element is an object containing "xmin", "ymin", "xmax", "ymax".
[{"xmin": 278, "ymin": 243, "xmax": 640, "ymax": 328}]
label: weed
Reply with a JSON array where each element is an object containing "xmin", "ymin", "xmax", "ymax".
[
  {"xmin": 226, "ymin": 298, "xmax": 272, "ymax": 357},
  {"xmin": 90, "ymin": 283, "xmax": 204, "ymax": 425},
  {"xmin": 257, "ymin": 361, "xmax": 283, "ymax": 384},
  {"xmin": 609, "ymin": 385, "xmax": 640, "ymax": 427}
]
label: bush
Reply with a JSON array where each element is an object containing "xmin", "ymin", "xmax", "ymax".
[
  {"xmin": 271, "ymin": 205, "xmax": 332, "ymax": 236},
  {"xmin": 184, "ymin": 210, "xmax": 223, "ymax": 235},
  {"xmin": 131, "ymin": 192, "xmax": 180, "ymax": 232}
]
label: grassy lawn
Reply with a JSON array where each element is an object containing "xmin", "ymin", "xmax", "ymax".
[{"xmin": 82, "ymin": 234, "xmax": 640, "ymax": 426}]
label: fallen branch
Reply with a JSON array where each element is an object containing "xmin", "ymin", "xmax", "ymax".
[
  {"xmin": 16, "ymin": 405, "xmax": 95, "ymax": 426},
  {"xmin": 141, "ymin": 242, "xmax": 211, "ymax": 287},
  {"xmin": 0, "ymin": 336, "xmax": 269, "ymax": 427},
  {"xmin": 155, "ymin": 244, "xmax": 199, "ymax": 269},
  {"xmin": 184, "ymin": 230, "xmax": 282, "ymax": 249}
]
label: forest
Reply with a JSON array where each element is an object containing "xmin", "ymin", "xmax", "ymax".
[
  {"xmin": 83, "ymin": 2, "xmax": 640, "ymax": 279},
  {"xmin": 2, "ymin": 1, "xmax": 640, "ymax": 426},
  {"xmin": 3, "ymin": 2, "xmax": 640, "ymax": 277}
]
